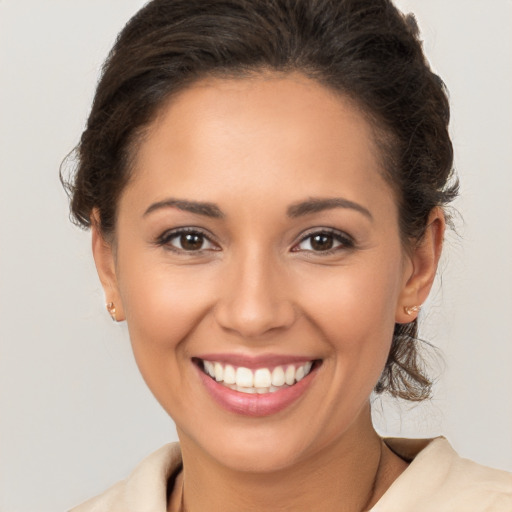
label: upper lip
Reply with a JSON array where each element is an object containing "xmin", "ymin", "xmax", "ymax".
[{"xmin": 194, "ymin": 353, "xmax": 319, "ymax": 369}]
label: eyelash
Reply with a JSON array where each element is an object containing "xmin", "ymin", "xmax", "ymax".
[
  {"xmin": 155, "ymin": 227, "xmax": 220, "ymax": 253},
  {"xmin": 155, "ymin": 227, "xmax": 354, "ymax": 255},
  {"xmin": 292, "ymin": 228, "xmax": 355, "ymax": 255}
]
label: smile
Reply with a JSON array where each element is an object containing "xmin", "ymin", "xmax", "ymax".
[
  {"xmin": 194, "ymin": 357, "xmax": 321, "ymax": 416},
  {"xmin": 200, "ymin": 359, "xmax": 314, "ymax": 394}
]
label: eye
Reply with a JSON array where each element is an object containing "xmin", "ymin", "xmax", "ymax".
[
  {"xmin": 157, "ymin": 228, "xmax": 219, "ymax": 252},
  {"xmin": 292, "ymin": 229, "xmax": 353, "ymax": 253}
]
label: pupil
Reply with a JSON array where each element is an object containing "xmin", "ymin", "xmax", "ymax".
[
  {"xmin": 311, "ymin": 234, "xmax": 333, "ymax": 251},
  {"xmin": 181, "ymin": 233, "xmax": 203, "ymax": 250}
]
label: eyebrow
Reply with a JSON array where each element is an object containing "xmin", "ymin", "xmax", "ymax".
[
  {"xmin": 143, "ymin": 196, "xmax": 372, "ymax": 221},
  {"xmin": 287, "ymin": 197, "xmax": 373, "ymax": 220},
  {"xmin": 143, "ymin": 199, "xmax": 224, "ymax": 218}
]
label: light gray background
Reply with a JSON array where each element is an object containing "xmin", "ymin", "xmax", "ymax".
[{"xmin": 1, "ymin": 1, "xmax": 511, "ymax": 511}]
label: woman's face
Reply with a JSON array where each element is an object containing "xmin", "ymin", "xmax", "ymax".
[{"xmin": 95, "ymin": 73, "xmax": 426, "ymax": 472}]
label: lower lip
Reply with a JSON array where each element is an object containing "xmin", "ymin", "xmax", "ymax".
[{"xmin": 196, "ymin": 363, "xmax": 318, "ymax": 417}]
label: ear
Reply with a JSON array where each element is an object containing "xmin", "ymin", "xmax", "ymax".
[
  {"xmin": 91, "ymin": 210, "xmax": 125, "ymax": 322},
  {"xmin": 395, "ymin": 207, "xmax": 445, "ymax": 324}
]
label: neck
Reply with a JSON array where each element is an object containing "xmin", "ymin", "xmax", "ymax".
[{"xmin": 171, "ymin": 406, "xmax": 405, "ymax": 512}]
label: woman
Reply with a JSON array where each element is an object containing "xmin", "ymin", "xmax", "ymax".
[{"xmin": 65, "ymin": 0, "xmax": 512, "ymax": 510}]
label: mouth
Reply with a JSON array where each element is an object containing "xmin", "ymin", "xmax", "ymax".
[
  {"xmin": 193, "ymin": 356, "xmax": 322, "ymax": 416},
  {"xmin": 195, "ymin": 358, "xmax": 319, "ymax": 394}
]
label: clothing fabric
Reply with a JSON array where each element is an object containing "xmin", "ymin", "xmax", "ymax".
[{"xmin": 70, "ymin": 437, "xmax": 512, "ymax": 512}]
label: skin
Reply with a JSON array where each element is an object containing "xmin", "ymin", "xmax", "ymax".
[{"xmin": 92, "ymin": 73, "xmax": 445, "ymax": 511}]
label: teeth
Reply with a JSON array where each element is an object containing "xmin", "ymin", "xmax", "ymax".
[
  {"xmin": 204, "ymin": 361, "xmax": 215, "ymax": 378},
  {"xmin": 223, "ymin": 364, "xmax": 236, "ymax": 385},
  {"xmin": 202, "ymin": 360, "xmax": 315, "ymax": 393},
  {"xmin": 254, "ymin": 368, "xmax": 271, "ymax": 388},
  {"xmin": 214, "ymin": 362, "xmax": 223, "ymax": 382},
  {"xmin": 237, "ymin": 385, "xmax": 256, "ymax": 394},
  {"xmin": 271, "ymin": 366, "xmax": 285, "ymax": 386},
  {"xmin": 285, "ymin": 365, "xmax": 295, "ymax": 386},
  {"xmin": 236, "ymin": 367, "xmax": 253, "ymax": 387},
  {"xmin": 238, "ymin": 385, "xmax": 280, "ymax": 394}
]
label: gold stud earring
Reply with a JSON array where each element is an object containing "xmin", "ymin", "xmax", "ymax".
[
  {"xmin": 404, "ymin": 305, "xmax": 421, "ymax": 316},
  {"xmin": 106, "ymin": 302, "xmax": 117, "ymax": 322}
]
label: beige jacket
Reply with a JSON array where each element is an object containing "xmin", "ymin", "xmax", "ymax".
[{"xmin": 70, "ymin": 438, "xmax": 512, "ymax": 512}]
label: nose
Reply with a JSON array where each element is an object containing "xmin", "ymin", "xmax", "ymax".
[{"xmin": 213, "ymin": 247, "xmax": 296, "ymax": 338}]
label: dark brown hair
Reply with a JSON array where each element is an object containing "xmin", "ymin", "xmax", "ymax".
[{"xmin": 63, "ymin": 0, "xmax": 458, "ymax": 401}]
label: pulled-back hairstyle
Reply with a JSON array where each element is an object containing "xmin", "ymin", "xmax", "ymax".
[{"xmin": 63, "ymin": 0, "xmax": 458, "ymax": 401}]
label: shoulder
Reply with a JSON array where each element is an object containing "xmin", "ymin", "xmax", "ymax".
[
  {"xmin": 372, "ymin": 437, "xmax": 512, "ymax": 512},
  {"xmin": 69, "ymin": 443, "xmax": 182, "ymax": 512}
]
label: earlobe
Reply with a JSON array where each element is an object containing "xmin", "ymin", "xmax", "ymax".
[
  {"xmin": 396, "ymin": 208, "xmax": 445, "ymax": 324},
  {"xmin": 91, "ymin": 211, "xmax": 125, "ymax": 322}
]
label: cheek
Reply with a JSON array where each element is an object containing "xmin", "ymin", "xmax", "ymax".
[
  {"xmin": 301, "ymin": 253, "xmax": 401, "ymax": 325},
  {"xmin": 116, "ymin": 258, "xmax": 216, "ymax": 389},
  {"xmin": 296, "ymin": 252, "xmax": 403, "ymax": 370}
]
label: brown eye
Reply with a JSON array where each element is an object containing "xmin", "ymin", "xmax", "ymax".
[
  {"xmin": 293, "ymin": 229, "xmax": 353, "ymax": 254},
  {"xmin": 310, "ymin": 234, "xmax": 334, "ymax": 251},
  {"xmin": 180, "ymin": 233, "xmax": 205, "ymax": 251},
  {"xmin": 158, "ymin": 229, "xmax": 218, "ymax": 252}
]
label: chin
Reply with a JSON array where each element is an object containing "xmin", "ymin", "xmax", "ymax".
[
  {"xmin": 177, "ymin": 405, "xmax": 349, "ymax": 476},
  {"xmin": 194, "ymin": 429, "xmax": 314, "ymax": 474}
]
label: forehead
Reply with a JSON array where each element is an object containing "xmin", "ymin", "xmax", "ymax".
[{"xmin": 125, "ymin": 73, "xmax": 395, "ymax": 217}]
